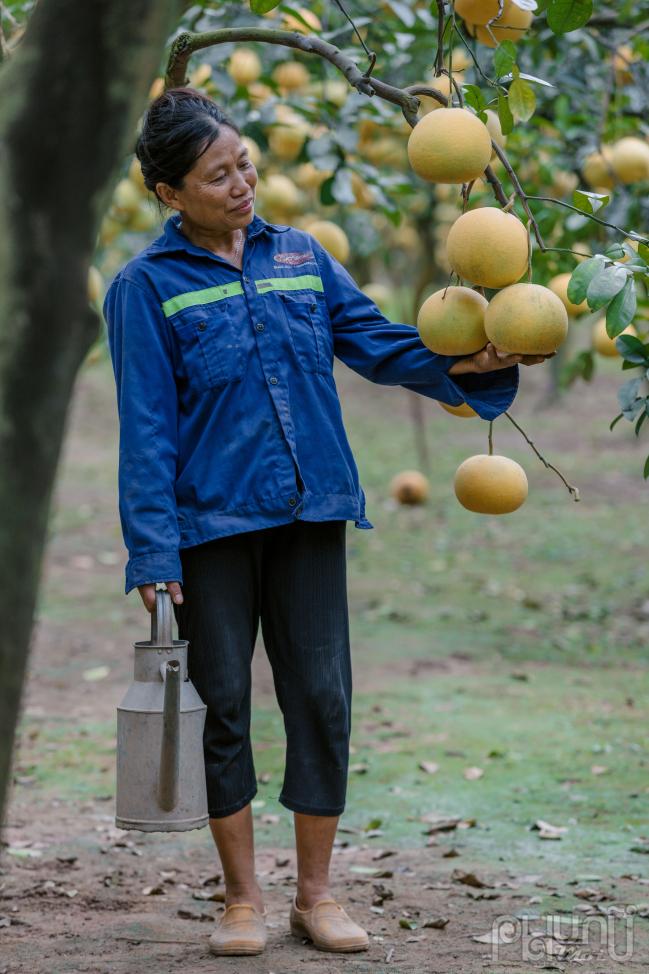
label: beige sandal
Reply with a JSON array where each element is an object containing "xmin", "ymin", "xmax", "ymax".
[
  {"xmin": 208, "ymin": 902, "xmax": 268, "ymax": 956},
  {"xmin": 290, "ymin": 896, "xmax": 369, "ymax": 953}
]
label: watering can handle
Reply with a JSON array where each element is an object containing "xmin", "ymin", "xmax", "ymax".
[{"xmin": 151, "ymin": 588, "xmax": 173, "ymax": 647}]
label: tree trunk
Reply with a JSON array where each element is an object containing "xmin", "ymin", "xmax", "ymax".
[{"xmin": 0, "ymin": 0, "xmax": 184, "ymax": 825}]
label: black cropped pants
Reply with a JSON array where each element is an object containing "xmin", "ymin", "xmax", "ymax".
[{"xmin": 172, "ymin": 519, "xmax": 352, "ymax": 818}]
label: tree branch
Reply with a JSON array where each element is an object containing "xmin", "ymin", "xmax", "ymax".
[{"xmin": 165, "ymin": 27, "xmax": 421, "ymax": 123}]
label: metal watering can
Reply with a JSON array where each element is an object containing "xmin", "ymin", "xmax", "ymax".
[{"xmin": 115, "ymin": 588, "xmax": 208, "ymax": 832}]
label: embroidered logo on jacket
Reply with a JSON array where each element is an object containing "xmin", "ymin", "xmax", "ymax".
[{"xmin": 274, "ymin": 251, "xmax": 316, "ymax": 266}]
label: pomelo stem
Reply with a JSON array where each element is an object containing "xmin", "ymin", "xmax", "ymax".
[
  {"xmin": 504, "ymin": 411, "xmax": 580, "ymax": 502},
  {"xmin": 488, "ymin": 421, "xmax": 494, "ymax": 456}
]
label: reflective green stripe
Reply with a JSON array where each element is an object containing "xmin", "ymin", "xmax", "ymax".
[
  {"xmin": 255, "ymin": 274, "xmax": 324, "ymax": 295},
  {"xmin": 162, "ymin": 281, "xmax": 244, "ymax": 317}
]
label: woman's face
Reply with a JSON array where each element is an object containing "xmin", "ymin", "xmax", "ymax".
[{"xmin": 158, "ymin": 126, "xmax": 258, "ymax": 233}]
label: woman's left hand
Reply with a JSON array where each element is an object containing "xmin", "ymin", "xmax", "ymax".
[{"xmin": 448, "ymin": 342, "xmax": 556, "ymax": 376}]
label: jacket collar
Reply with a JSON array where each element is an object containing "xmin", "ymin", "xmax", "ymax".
[{"xmin": 147, "ymin": 212, "xmax": 289, "ymax": 257}]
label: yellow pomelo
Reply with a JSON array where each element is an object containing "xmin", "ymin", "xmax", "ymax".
[
  {"xmin": 582, "ymin": 147, "xmax": 615, "ymax": 189},
  {"xmin": 363, "ymin": 283, "xmax": 392, "ymax": 309},
  {"xmin": 149, "ymin": 77, "xmax": 164, "ymax": 100},
  {"xmin": 454, "ymin": 454, "xmax": 528, "ymax": 515},
  {"xmin": 440, "ymin": 401, "xmax": 478, "ymax": 418},
  {"xmin": 228, "ymin": 48, "xmax": 262, "ymax": 86},
  {"xmin": 464, "ymin": 3, "xmax": 532, "ymax": 47},
  {"xmin": 190, "ymin": 63, "xmax": 212, "ymax": 87},
  {"xmin": 258, "ymin": 174, "xmax": 301, "ymax": 215},
  {"xmin": 408, "ymin": 108, "xmax": 492, "ymax": 184},
  {"xmin": 294, "ymin": 162, "xmax": 330, "ymax": 190},
  {"xmin": 417, "ymin": 286, "xmax": 488, "ymax": 356},
  {"xmin": 272, "ymin": 60, "xmax": 310, "ymax": 91},
  {"xmin": 456, "ymin": 0, "xmax": 525, "ymax": 26},
  {"xmin": 549, "ymin": 169, "xmax": 578, "ymax": 197},
  {"xmin": 128, "ymin": 157, "xmax": 147, "ymax": 193},
  {"xmin": 306, "ymin": 220, "xmax": 350, "ymax": 263},
  {"xmin": 241, "ymin": 136, "xmax": 262, "ymax": 168},
  {"xmin": 248, "ymin": 82, "xmax": 273, "ymax": 106},
  {"xmin": 610, "ymin": 138, "xmax": 649, "ymax": 185},
  {"xmin": 446, "ymin": 208, "xmax": 529, "ymax": 288},
  {"xmin": 281, "ymin": 8, "xmax": 321, "ymax": 32},
  {"xmin": 267, "ymin": 125, "xmax": 307, "ymax": 161},
  {"xmin": 613, "ymin": 44, "xmax": 638, "ymax": 84},
  {"xmin": 390, "ymin": 470, "xmax": 430, "ymax": 505},
  {"xmin": 129, "ymin": 205, "xmax": 157, "ymax": 233},
  {"xmin": 393, "ymin": 223, "xmax": 419, "ymax": 251},
  {"xmin": 548, "ymin": 273, "xmax": 587, "ymax": 317},
  {"xmin": 87, "ymin": 266, "xmax": 103, "ymax": 303},
  {"xmin": 113, "ymin": 178, "xmax": 141, "ymax": 215},
  {"xmin": 485, "ymin": 109, "xmax": 506, "ymax": 161},
  {"xmin": 592, "ymin": 318, "xmax": 637, "ymax": 357},
  {"xmin": 484, "ymin": 283, "xmax": 569, "ymax": 355},
  {"xmin": 416, "ymin": 75, "xmax": 453, "ymax": 113}
]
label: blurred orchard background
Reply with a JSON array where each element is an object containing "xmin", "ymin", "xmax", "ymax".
[{"xmin": 2, "ymin": 1, "xmax": 649, "ymax": 970}]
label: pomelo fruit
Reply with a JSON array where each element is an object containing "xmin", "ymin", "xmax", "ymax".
[
  {"xmin": 548, "ymin": 273, "xmax": 587, "ymax": 316},
  {"xmin": 281, "ymin": 7, "xmax": 321, "ymax": 32},
  {"xmin": 407, "ymin": 108, "xmax": 492, "ymax": 184},
  {"xmin": 267, "ymin": 124, "xmax": 307, "ymax": 161},
  {"xmin": 592, "ymin": 318, "xmax": 637, "ymax": 357},
  {"xmin": 582, "ymin": 148, "xmax": 615, "ymax": 189},
  {"xmin": 258, "ymin": 174, "xmax": 301, "ymax": 216},
  {"xmin": 456, "ymin": 0, "xmax": 526, "ymax": 26},
  {"xmin": 440, "ymin": 401, "xmax": 478, "ymax": 418},
  {"xmin": 390, "ymin": 470, "xmax": 430, "ymax": 505},
  {"xmin": 446, "ymin": 208, "xmax": 529, "ymax": 288},
  {"xmin": 484, "ymin": 283, "xmax": 569, "ymax": 355},
  {"xmin": 464, "ymin": 2, "xmax": 532, "ymax": 47},
  {"xmin": 485, "ymin": 109, "xmax": 507, "ymax": 161},
  {"xmin": 241, "ymin": 136, "xmax": 262, "ymax": 168},
  {"xmin": 417, "ymin": 286, "xmax": 488, "ymax": 355},
  {"xmin": 416, "ymin": 74, "xmax": 453, "ymax": 113},
  {"xmin": 87, "ymin": 266, "xmax": 103, "ymax": 303},
  {"xmin": 228, "ymin": 48, "xmax": 262, "ymax": 86},
  {"xmin": 454, "ymin": 455, "xmax": 528, "ymax": 514},
  {"xmin": 610, "ymin": 138, "xmax": 649, "ymax": 184},
  {"xmin": 272, "ymin": 60, "xmax": 310, "ymax": 92},
  {"xmin": 306, "ymin": 220, "xmax": 350, "ymax": 263},
  {"xmin": 362, "ymin": 282, "xmax": 392, "ymax": 309}
]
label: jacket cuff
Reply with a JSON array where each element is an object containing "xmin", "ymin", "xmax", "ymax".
[
  {"xmin": 125, "ymin": 550, "xmax": 183, "ymax": 596},
  {"xmin": 444, "ymin": 363, "xmax": 520, "ymax": 421}
]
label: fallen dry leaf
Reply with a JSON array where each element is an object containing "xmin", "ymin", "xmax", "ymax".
[
  {"xmin": 418, "ymin": 761, "xmax": 440, "ymax": 775},
  {"xmin": 463, "ymin": 766, "xmax": 484, "ymax": 780},
  {"xmin": 451, "ymin": 869, "xmax": 493, "ymax": 889}
]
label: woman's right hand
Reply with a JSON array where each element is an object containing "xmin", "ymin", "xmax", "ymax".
[{"xmin": 137, "ymin": 581, "xmax": 184, "ymax": 613}]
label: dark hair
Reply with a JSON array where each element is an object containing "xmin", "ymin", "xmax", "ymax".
[{"xmin": 135, "ymin": 87, "xmax": 240, "ymax": 202}]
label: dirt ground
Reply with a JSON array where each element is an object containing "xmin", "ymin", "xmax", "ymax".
[{"xmin": 3, "ymin": 355, "xmax": 649, "ymax": 973}]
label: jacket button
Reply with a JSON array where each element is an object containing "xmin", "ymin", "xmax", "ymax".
[
  {"xmin": 310, "ymin": 303, "xmax": 316, "ymax": 312},
  {"xmin": 288, "ymin": 497, "xmax": 297, "ymax": 507},
  {"xmin": 243, "ymin": 275, "xmax": 251, "ymax": 283},
  {"xmin": 269, "ymin": 375, "xmax": 278, "ymax": 384},
  {"xmin": 255, "ymin": 322, "xmax": 265, "ymax": 332},
  {"xmin": 197, "ymin": 322, "xmax": 206, "ymax": 331}
]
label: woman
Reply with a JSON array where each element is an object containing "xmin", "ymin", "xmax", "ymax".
[{"xmin": 104, "ymin": 87, "xmax": 547, "ymax": 957}]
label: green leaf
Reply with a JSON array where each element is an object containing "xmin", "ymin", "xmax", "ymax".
[
  {"xmin": 639, "ymin": 243, "xmax": 649, "ymax": 264},
  {"xmin": 635, "ymin": 409, "xmax": 648, "ymax": 437},
  {"xmin": 547, "ymin": 0, "xmax": 592, "ymax": 33},
  {"xmin": 493, "ymin": 41, "xmax": 517, "ymax": 78},
  {"xmin": 644, "ymin": 455, "xmax": 649, "ymax": 480},
  {"xmin": 463, "ymin": 84, "xmax": 488, "ymax": 119},
  {"xmin": 319, "ymin": 175, "xmax": 336, "ymax": 206},
  {"xmin": 572, "ymin": 190, "xmax": 609, "ymax": 215},
  {"xmin": 250, "ymin": 0, "xmax": 281, "ymax": 12},
  {"xmin": 605, "ymin": 243, "xmax": 625, "ymax": 259},
  {"xmin": 400, "ymin": 918, "xmax": 418, "ymax": 930},
  {"xmin": 517, "ymin": 72, "xmax": 555, "ymax": 88},
  {"xmin": 497, "ymin": 92, "xmax": 514, "ymax": 136},
  {"xmin": 616, "ymin": 334, "xmax": 649, "ymax": 365},
  {"xmin": 609, "ymin": 412, "xmax": 624, "ymax": 431},
  {"xmin": 586, "ymin": 265, "xmax": 629, "ymax": 311},
  {"xmin": 607, "ymin": 278, "xmax": 637, "ymax": 337},
  {"xmin": 566, "ymin": 256, "xmax": 604, "ymax": 304},
  {"xmin": 508, "ymin": 79, "xmax": 536, "ymax": 122},
  {"xmin": 331, "ymin": 168, "xmax": 356, "ymax": 206},
  {"xmin": 618, "ymin": 377, "xmax": 642, "ymax": 414}
]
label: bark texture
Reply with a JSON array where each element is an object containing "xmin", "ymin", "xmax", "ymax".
[{"xmin": 0, "ymin": 0, "xmax": 184, "ymax": 825}]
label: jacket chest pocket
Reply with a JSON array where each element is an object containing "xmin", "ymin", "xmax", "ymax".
[
  {"xmin": 170, "ymin": 306, "xmax": 245, "ymax": 392},
  {"xmin": 280, "ymin": 292, "xmax": 333, "ymax": 375}
]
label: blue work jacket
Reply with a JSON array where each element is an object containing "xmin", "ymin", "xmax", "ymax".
[{"xmin": 104, "ymin": 212, "xmax": 519, "ymax": 595}]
